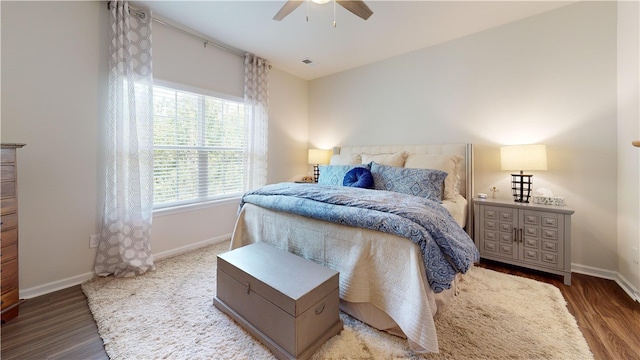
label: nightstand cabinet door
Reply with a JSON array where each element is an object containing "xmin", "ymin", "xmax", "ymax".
[
  {"xmin": 519, "ymin": 210, "xmax": 564, "ymax": 270},
  {"xmin": 478, "ymin": 205, "xmax": 518, "ymax": 261},
  {"xmin": 474, "ymin": 198, "xmax": 573, "ymax": 285}
]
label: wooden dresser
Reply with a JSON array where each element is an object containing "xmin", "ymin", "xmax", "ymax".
[{"xmin": 1, "ymin": 143, "xmax": 25, "ymax": 322}]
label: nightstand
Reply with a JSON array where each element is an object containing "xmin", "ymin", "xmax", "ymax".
[{"xmin": 473, "ymin": 198, "xmax": 575, "ymax": 285}]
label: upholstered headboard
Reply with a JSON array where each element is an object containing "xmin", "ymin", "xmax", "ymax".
[{"xmin": 334, "ymin": 143, "xmax": 474, "ymax": 236}]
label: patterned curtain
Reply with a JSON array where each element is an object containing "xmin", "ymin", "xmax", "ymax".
[
  {"xmin": 243, "ymin": 53, "xmax": 269, "ymax": 190},
  {"xmin": 95, "ymin": 0, "xmax": 155, "ymax": 277}
]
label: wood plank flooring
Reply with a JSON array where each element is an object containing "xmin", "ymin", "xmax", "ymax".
[
  {"xmin": 1, "ymin": 261, "xmax": 639, "ymax": 359},
  {"xmin": 1, "ymin": 285, "xmax": 108, "ymax": 360}
]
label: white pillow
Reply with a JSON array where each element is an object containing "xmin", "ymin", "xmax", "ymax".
[
  {"xmin": 404, "ymin": 154, "xmax": 462, "ymax": 200},
  {"xmin": 361, "ymin": 152, "xmax": 406, "ymax": 167},
  {"xmin": 330, "ymin": 154, "xmax": 362, "ymax": 165}
]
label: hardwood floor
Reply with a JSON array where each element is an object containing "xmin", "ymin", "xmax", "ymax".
[
  {"xmin": 1, "ymin": 262, "xmax": 639, "ymax": 360},
  {"xmin": 1, "ymin": 285, "xmax": 108, "ymax": 360}
]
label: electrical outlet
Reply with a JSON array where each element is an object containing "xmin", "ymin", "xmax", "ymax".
[{"xmin": 89, "ymin": 234, "xmax": 99, "ymax": 248}]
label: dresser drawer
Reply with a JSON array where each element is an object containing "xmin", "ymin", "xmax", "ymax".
[
  {"xmin": 1, "ymin": 270, "xmax": 18, "ymax": 292},
  {"xmin": 0, "ymin": 228, "xmax": 18, "ymax": 247},
  {"xmin": 1, "ymin": 288, "xmax": 19, "ymax": 309},
  {"xmin": 0, "ymin": 181, "xmax": 15, "ymax": 199},
  {"xmin": 1, "ymin": 197, "xmax": 17, "ymax": 216},
  {"xmin": 1, "ymin": 165, "xmax": 15, "ymax": 182},
  {"xmin": 2, "ymin": 243, "xmax": 18, "ymax": 262},
  {"xmin": 1, "ymin": 258, "xmax": 17, "ymax": 277},
  {"xmin": 0, "ymin": 149, "xmax": 16, "ymax": 163},
  {"xmin": 0, "ymin": 213, "xmax": 18, "ymax": 231}
]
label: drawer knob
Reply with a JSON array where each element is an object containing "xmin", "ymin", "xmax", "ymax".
[
  {"xmin": 315, "ymin": 303, "xmax": 325, "ymax": 315},
  {"xmin": 245, "ymin": 282, "xmax": 250, "ymax": 294}
]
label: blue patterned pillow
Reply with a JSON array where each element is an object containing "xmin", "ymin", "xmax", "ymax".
[
  {"xmin": 318, "ymin": 164, "xmax": 369, "ymax": 186},
  {"xmin": 370, "ymin": 162, "xmax": 447, "ymax": 202}
]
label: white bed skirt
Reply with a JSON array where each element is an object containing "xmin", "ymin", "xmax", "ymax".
[{"xmin": 229, "ymin": 203, "xmax": 459, "ymax": 353}]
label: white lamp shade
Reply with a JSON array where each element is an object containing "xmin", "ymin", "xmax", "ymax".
[
  {"xmin": 308, "ymin": 149, "xmax": 331, "ymax": 165},
  {"xmin": 500, "ymin": 144, "xmax": 547, "ymax": 171}
]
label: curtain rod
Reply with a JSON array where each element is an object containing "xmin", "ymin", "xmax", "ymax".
[
  {"xmin": 151, "ymin": 15, "xmax": 245, "ymax": 57},
  {"xmin": 108, "ymin": 2, "xmax": 245, "ymax": 57}
]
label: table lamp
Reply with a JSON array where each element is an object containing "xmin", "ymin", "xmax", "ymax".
[
  {"xmin": 500, "ymin": 144, "xmax": 547, "ymax": 203},
  {"xmin": 308, "ymin": 149, "xmax": 331, "ymax": 183}
]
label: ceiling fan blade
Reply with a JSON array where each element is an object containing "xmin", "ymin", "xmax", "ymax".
[
  {"xmin": 336, "ymin": 0, "xmax": 373, "ymax": 21},
  {"xmin": 273, "ymin": 0, "xmax": 304, "ymax": 21}
]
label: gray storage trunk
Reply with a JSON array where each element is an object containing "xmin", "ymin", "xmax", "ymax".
[{"xmin": 213, "ymin": 242, "xmax": 342, "ymax": 360}]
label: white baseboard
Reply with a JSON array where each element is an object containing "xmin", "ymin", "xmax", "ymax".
[
  {"xmin": 20, "ymin": 271, "xmax": 96, "ymax": 300},
  {"xmin": 615, "ymin": 272, "xmax": 640, "ymax": 303},
  {"xmin": 571, "ymin": 263, "xmax": 618, "ymax": 280},
  {"xmin": 572, "ymin": 263, "xmax": 640, "ymax": 302},
  {"xmin": 153, "ymin": 234, "xmax": 230, "ymax": 261},
  {"xmin": 20, "ymin": 234, "xmax": 231, "ymax": 300}
]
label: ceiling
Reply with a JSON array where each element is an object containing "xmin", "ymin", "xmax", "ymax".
[{"xmin": 134, "ymin": 1, "xmax": 575, "ymax": 80}]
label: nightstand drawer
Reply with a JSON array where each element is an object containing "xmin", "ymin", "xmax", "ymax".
[
  {"xmin": 542, "ymin": 216, "xmax": 558, "ymax": 228},
  {"xmin": 542, "ymin": 229, "xmax": 558, "ymax": 240},
  {"xmin": 484, "ymin": 220, "xmax": 497, "ymax": 230}
]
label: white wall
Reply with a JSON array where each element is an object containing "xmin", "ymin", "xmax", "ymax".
[
  {"xmin": 4, "ymin": 0, "xmax": 637, "ymax": 299},
  {"xmin": 1, "ymin": 1, "xmax": 308, "ymax": 297},
  {"xmin": 267, "ymin": 67, "xmax": 310, "ymax": 184},
  {"xmin": 309, "ymin": 2, "xmax": 622, "ymax": 279},
  {"xmin": 2, "ymin": 1, "xmax": 108, "ymax": 295},
  {"xmin": 617, "ymin": 1, "xmax": 640, "ymax": 300}
]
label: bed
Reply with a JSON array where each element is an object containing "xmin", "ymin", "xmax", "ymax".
[{"xmin": 229, "ymin": 144, "xmax": 478, "ymax": 353}]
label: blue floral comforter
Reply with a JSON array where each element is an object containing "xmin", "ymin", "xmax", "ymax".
[{"xmin": 240, "ymin": 183, "xmax": 480, "ymax": 293}]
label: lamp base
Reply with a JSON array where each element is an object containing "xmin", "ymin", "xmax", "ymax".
[
  {"xmin": 511, "ymin": 173, "xmax": 533, "ymax": 203},
  {"xmin": 313, "ymin": 165, "xmax": 320, "ymax": 183}
]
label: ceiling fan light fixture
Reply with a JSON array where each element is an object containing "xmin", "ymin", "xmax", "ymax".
[{"xmin": 273, "ymin": 0, "xmax": 373, "ymax": 22}]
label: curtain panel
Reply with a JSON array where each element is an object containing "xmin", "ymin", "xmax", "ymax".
[
  {"xmin": 243, "ymin": 53, "xmax": 270, "ymax": 191},
  {"xmin": 95, "ymin": 0, "xmax": 155, "ymax": 277}
]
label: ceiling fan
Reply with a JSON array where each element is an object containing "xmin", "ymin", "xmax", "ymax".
[{"xmin": 273, "ymin": 0, "xmax": 373, "ymax": 22}]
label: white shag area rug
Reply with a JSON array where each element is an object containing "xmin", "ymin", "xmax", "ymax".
[{"xmin": 82, "ymin": 241, "xmax": 593, "ymax": 360}]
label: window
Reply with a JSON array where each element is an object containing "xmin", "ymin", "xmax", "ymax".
[{"xmin": 153, "ymin": 85, "xmax": 250, "ymax": 209}]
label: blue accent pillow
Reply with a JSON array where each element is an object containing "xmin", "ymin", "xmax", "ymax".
[
  {"xmin": 343, "ymin": 167, "xmax": 374, "ymax": 189},
  {"xmin": 318, "ymin": 164, "xmax": 370, "ymax": 186},
  {"xmin": 370, "ymin": 162, "xmax": 447, "ymax": 202}
]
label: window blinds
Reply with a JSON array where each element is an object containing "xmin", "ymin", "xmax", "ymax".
[{"xmin": 153, "ymin": 85, "xmax": 248, "ymax": 208}]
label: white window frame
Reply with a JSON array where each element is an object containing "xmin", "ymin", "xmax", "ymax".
[{"xmin": 152, "ymin": 80, "xmax": 249, "ymax": 212}]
